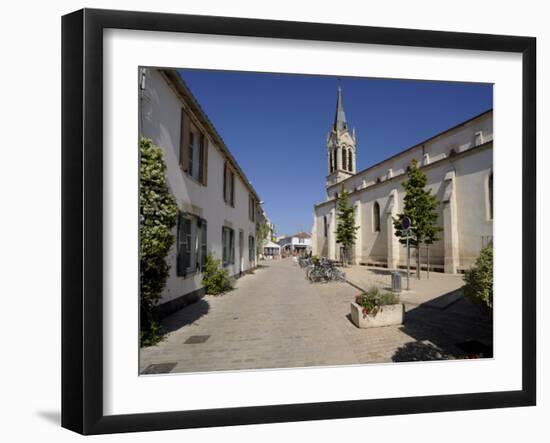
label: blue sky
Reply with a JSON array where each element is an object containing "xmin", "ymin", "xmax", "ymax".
[{"xmin": 178, "ymin": 69, "xmax": 493, "ymax": 237}]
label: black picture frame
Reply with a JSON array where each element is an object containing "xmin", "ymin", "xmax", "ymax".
[{"xmin": 62, "ymin": 8, "xmax": 536, "ymax": 435}]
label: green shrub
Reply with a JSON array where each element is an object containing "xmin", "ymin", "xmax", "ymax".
[
  {"xmin": 463, "ymin": 243, "xmax": 493, "ymax": 310},
  {"xmin": 140, "ymin": 137, "xmax": 179, "ymax": 347},
  {"xmin": 202, "ymin": 253, "xmax": 233, "ymax": 295},
  {"xmin": 355, "ymin": 287, "xmax": 399, "ymax": 317}
]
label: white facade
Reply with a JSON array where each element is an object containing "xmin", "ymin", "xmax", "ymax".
[
  {"xmin": 278, "ymin": 233, "xmax": 312, "ymax": 255},
  {"xmin": 312, "ymin": 88, "xmax": 493, "ymax": 273},
  {"xmin": 140, "ymin": 69, "xmax": 263, "ymax": 312}
]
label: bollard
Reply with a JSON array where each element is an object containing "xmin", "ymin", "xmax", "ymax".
[{"xmin": 391, "ymin": 271, "xmax": 402, "ymax": 293}]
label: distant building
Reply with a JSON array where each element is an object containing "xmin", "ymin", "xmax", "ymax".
[
  {"xmin": 312, "ymin": 87, "xmax": 493, "ymax": 273},
  {"xmin": 263, "ymin": 240, "xmax": 281, "ymax": 259},
  {"xmin": 258, "ymin": 211, "xmax": 280, "ymax": 258},
  {"xmin": 139, "ymin": 68, "xmax": 266, "ymax": 316},
  {"xmin": 278, "ymin": 232, "xmax": 312, "ymax": 256}
]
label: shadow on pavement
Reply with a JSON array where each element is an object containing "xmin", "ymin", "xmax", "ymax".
[
  {"xmin": 392, "ymin": 341, "xmax": 452, "ymax": 362},
  {"xmin": 162, "ymin": 299, "xmax": 210, "ymax": 334},
  {"xmin": 392, "ymin": 298, "xmax": 493, "ymax": 362}
]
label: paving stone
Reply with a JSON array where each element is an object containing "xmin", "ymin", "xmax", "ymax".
[{"xmin": 140, "ymin": 258, "xmax": 492, "ymax": 373}]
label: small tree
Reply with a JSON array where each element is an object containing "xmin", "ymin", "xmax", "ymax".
[
  {"xmin": 393, "ymin": 159, "xmax": 441, "ymax": 279},
  {"xmin": 256, "ymin": 221, "xmax": 270, "ymax": 257},
  {"xmin": 140, "ymin": 137, "xmax": 179, "ymax": 346},
  {"xmin": 463, "ymin": 243, "xmax": 493, "ymax": 312},
  {"xmin": 335, "ymin": 185, "xmax": 359, "ymax": 266}
]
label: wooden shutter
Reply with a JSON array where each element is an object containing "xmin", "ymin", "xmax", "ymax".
[
  {"xmin": 222, "ymin": 227, "xmax": 227, "ymax": 264},
  {"xmin": 230, "ymin": 171, "xmax": 235, "ymax": 207},
  {"xmin": 223, "ymin": 163, "xmax": 227, "ymax": 202},
  {"xmin": 230, "ymin": 229, "xmax": 235, "ymax": 263},
  {"xmin": 199, "ymin": 219, "xmax": 207, "ymax": 270},
  {"xmin": 198, "ymin": 134, "xmax": 204, "ymax": 184},
  {"xmin": 179, "ymin": 109, "xmax": 190, "ymax": 173},
  {"xmin": 199, "ymin": 134, "xmax": 208, "ymax": 186}
]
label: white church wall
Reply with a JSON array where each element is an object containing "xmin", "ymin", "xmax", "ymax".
[
  {"xmin": 454, "ymin": 146, "xmax": 493, "ymax": 268},
  {"xmin": 314, "ymin": 140, "xmax": 493, "ymax": 272}
]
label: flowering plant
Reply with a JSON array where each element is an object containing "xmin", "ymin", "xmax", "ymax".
[{"xmin": 355, "ymin": 287, "xmax": 399, "ymax": 318}]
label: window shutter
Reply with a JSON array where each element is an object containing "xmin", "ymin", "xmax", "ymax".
[
  {"xmin": 230, "ymin": 172, "xmax": 235, "ymax": 207},
  {"xmin": 223, "ymin": 163, "xmax": 227, "ymax": 202},
  {"xmin": 222, "ymin": 227, "xmax": 228, "ymax": 265},
  {"xmin": 230, "ymin": 229, "xmax": 235, "ymax": 264},
  {"xmin": 199, "ymin": 134, "xmax": 208, "ymax": 185},
  {"xmin": 179, "ymin": 109, "xmax": 190, "ymax": 173},
  {"xmin": 200, "ymin": 219, "xmax": 207, "ymax": 270},
  {"xmin": 198, "ymin": 134, "xmax": 204, "ymax": 184}
]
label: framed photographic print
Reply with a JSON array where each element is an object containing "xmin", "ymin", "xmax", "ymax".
[{"xmin": 62, "ymin": 8, "xmax": 536, "ymax": 435}]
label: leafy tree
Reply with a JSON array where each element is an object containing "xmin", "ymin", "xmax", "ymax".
[
  {"xmin": 140, "ymin": 137, "xmax": 179, "ymax": 346},
  {"xmin": 463, "ymin": 243, "xmax": 493, "ymax": 312},
  {"xmin": 335, "ymin": 185, "xmax": 359, "ymax": 266},
  {"xmin": 256, "ymin": 221, "xmax": 271, "ymax": 256},
  {"xmin": 393, "ymin": 159, "xmax": 441, "ymax": 279},
  {"xmin": 202, "ymin": 253, "xmax": 233, "ymax": 295}
]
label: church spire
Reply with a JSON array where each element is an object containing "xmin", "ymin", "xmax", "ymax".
[{"xmin": 333, "ymin": 86, "xmax": 348, "ymax": 132}]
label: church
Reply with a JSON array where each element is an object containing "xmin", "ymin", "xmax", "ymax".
[{"xmin": 311, "ymin": 88, "xmax": 493, "ymax": 274}]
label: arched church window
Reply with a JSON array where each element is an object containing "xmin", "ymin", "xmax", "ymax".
[
  {"xmin": 323, "ymin": 216, "xmax": 328, "ymax": 237},
  {"xmin": 373, "ymin": 201, "xmax": 381, "ymax": 232},
  {"xmin": 488, "ymin": 172, "xmax": 493, "ymax": 220},
  {"xmin": 348, "ymin": 150, "xmax": 353, "ymax": 172},
  {"xmin": 330, "ymin": 149, "xmax": 334, "ymax": 173},
  {"xmin": 342, "ymin": 148, "xmax": 347, "ymax": 171},
  {"xmin": 333, "ymin": 149, "xmax": 337, "ymax": 171}
]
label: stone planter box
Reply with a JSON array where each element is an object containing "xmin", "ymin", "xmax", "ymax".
[{"xmin": 350, "ymin": 302, "xmax": 404, "ymax": 328}]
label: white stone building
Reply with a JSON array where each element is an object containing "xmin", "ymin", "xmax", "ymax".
[
  {"xmin": 312, "ymin": 88, "xmax": 493, "ymax": 274},
  {"xmin": 140, "ymin": 68, "xmax": 264, "ymax": 316},
  {"xmin": 278, "ymin": 232, "xmax": 312, "ymax": 256}
]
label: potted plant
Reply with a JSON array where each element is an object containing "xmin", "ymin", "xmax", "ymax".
[{"xmin": 350, "ymin": 287, "xmax": 404, "ymax": 328}]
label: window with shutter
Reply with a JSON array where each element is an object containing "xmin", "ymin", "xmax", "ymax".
[
  {"xmin": 177, "ymin": 213, "xmax": 192, "ymax": 276},
  {"xmin": 222, "ymin": 226, "xmax": 235, "ymax": 266},
  {"xmin": 177, "ymin": 212, "xmax": 203, "ymax": 276}
]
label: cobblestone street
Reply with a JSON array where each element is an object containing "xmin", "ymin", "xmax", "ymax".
[{"xmin": 140, "ymin": 258, "xmax": 492, "ymax": 374}]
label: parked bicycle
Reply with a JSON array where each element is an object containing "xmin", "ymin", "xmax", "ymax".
[
  {"xmin": 306, "ymin": 257, "xmax": 346, "ymax": 283},
  {"xmin": 298, "ymin": 257, "xmax": 311, "ymax": 269}
]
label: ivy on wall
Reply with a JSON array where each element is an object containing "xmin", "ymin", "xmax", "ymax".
[{"xmin": 139, "ymin": 137, "xmax": 179, "ymax": 346}]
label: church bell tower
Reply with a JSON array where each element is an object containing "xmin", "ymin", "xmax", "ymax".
[{"xmin": 326, "ymin": 86, "xmax": 357, "ymax": 188}]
